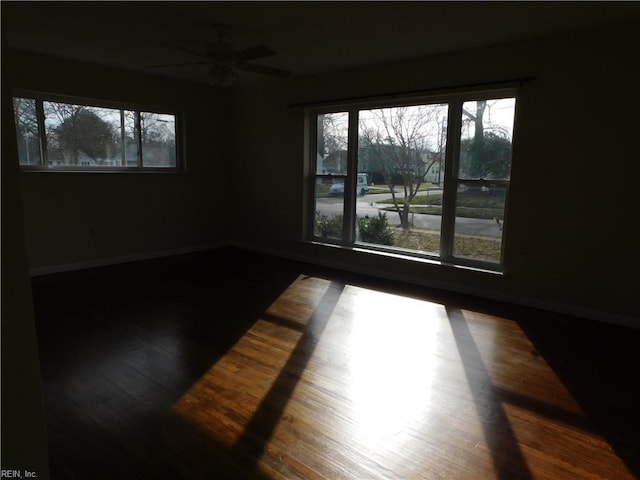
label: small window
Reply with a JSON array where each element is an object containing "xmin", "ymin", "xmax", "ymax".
[{"xmin": 13, "ymin": 94, "xmax": 180, "ymax": 171}]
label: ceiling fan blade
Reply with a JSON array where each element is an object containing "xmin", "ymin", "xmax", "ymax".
[
  {"xmin": 236, "ymin": 45, "xmax": 275, "ymax": 62},
  {"xmin": 237, "ymin": 62, "xmax": 291, "ymax": 77},
  {"xmin": 171, "ymin": 45, "xmax": 209, "ymax": 60},
  {"xmin": 147, "ymin": 61, "xmax": 209, "ymax": 68}
]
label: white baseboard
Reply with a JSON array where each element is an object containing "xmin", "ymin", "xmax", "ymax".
[
  {"xmin": 29, "ymin": 240, "xmax": 638, "ymax": 330},
  {"xmin": 234, "ymin": 242, "xmax": 639, "ymax": 330},
  {"xmin": 29, "ymin": 242, "xmax": 228, "ymax": 276}
]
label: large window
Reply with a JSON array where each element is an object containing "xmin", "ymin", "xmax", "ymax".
[
  {"xmin": 12, "ymin": 94, "xmax": 179, "ymax": 170},
  {"xmin": 309, "ymin": 89, "xmax": 517, "ymax": 270}
]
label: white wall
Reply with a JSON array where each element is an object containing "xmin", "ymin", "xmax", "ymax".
[
  {"xmin": 6, "ymin": 50, "xmax": 233, "ymax": 273},
  {"xmin": 232, "ymin": 22, "xmax": 640, "ymax": 327}
]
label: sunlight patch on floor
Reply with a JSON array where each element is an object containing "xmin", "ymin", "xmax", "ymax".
[
  {"xmin": 453, "ymin": 309, "xmax": 633, "ymax": 479},
  {"xmin": 457, "ymin": 308, "xmax": 586, "ymax": 416},
  {"xmin": 171, "ymin": 275, "xmax": 633, "ymax": 479},
  {"xmin": 344, "ymin": 287, "xmax": 446, "ymax": 451},
  {"xmin": 172, "ymin": 275, "xmax": 335, "ymax": 447}
]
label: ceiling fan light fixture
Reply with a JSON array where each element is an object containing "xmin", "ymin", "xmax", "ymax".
[
  {"xmin": 146, "ymin": 24, "xmax": 289, "ymax": 86},
  {"xmin": 208, "ymin": 64, "xmax": 237, "ymax": 87}
]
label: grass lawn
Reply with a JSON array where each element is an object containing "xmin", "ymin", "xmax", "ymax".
[
  {"xmin": 385, "ymin": 205, "xmax": 504, "ymax": 220},
  {"xmin": 369, "ymin": 183, "xmax": 438, "ymax": 194},
  {"xmin": 391, "ymin": 227, "xmax": 501, "ymax": 263},
  {"xmin": 315, "ymin": 184, "xmax": 331, "ymax": 195},
  {"xmin": 379, "ymin": 189, "xmax": 506, "ymax": 220}
]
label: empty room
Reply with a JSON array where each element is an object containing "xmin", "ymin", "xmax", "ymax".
[{"xmin": 2, "ymin": 2, "xmax": 640, "ymax": 479}]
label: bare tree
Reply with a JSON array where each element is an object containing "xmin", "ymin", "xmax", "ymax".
[
  {"xmin": 462, "ymin": 100, "xmax": 487, "ymax": 141},
  {"xmin": 359, "ymin": 105, "xmax": 442, "ymax": 230},
  {"xmin": 13, "ymin": 98, "xmax": 39, "ymax": 132},
  {"xmin": 316, "ymin": 113, "xmax": 349, "ymax": 176},
  {"xmin": 12, "ymin": 98, "xmax": 40, "ymax": 164},
  {"xmin": 318, "ymin": 113, "xmax": 348, "ymax": 158},
  {"xmin": 121, "ymin": 111, "xmax": 176, "ymax": 166}
]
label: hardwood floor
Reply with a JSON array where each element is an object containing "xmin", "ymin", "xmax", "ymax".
[{"xmin": 32, "ymin": 248, "xmax": 640, "ymax": 479}]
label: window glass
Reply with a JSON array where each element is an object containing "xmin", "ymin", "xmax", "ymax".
[
  {"xmin": 314, "ymin": 192, "xmax": 345, "ymax": 240},
  {"xmin": 356, "ymin": 104, "xmax": 448, "ymax": 253},
  {"xmin": 13, "ymin": 97, "xmax": 42, "ymax": 166},
  {"xmin": 453, "ymin": 98, "xmax": 515, "ymax": 262},
  {"xmin": 459, "ymin": 98, "xmax": 515, "ymax": 180},
  {"xmin": 316, "ymin": 112, "xmax": 348, "ymax": 175},
  {"xmin": 123, "ymin": 110, "xmax": 140, "ymax": 167},
  {"xmin": 313, "ymin": 112, "xmax": 349, "ymax": 240},
  {"xmin": 453, "ymin": 183, "xmax": 507, "ymax": 263},
  {"xmin": 43, "ymin": 101, "xmax": 123, "ymax": 168},
  {"xmin": 140, "ymin": 112, "xmax": 176, "ymax": 168}
]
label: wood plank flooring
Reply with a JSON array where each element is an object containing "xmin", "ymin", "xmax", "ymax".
[{"xmin": 32, "ymin": 248, "xmax": 640, "ymax": 479}]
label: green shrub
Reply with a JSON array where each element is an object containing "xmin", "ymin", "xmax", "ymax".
[
  {"xmin": 357, "ymin": 212, "xmax": 394, "ymax": 245},
  {"xmin": 315, "ymin": 212, "xmax": 343, "ymax": 238}
]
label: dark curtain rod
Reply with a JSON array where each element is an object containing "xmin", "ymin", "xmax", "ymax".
[{"xmin": 287, "ymin": 76, "xmax": 535, "ymax": 109}]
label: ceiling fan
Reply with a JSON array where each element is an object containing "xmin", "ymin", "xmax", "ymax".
[{"xmin": 147, "ymin": 24, "xmax": 291, "ymax": 87}]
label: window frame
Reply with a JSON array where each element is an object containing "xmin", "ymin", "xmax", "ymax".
[
  {"xmin": 306, "ymin": 87, "xmax": 518, "ymax": 272},
  {"xmin": 12, "ymin": 90, "xmax": 183, "ymax": 173}
]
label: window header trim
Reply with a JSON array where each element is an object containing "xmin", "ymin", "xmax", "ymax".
[
  {"xmin": 289, "ymin": 76, "xmax": 533, "ymax": 110},
  {"xmin": 12, "ymin": 89, "xmax": 178, "ymax": 117}
]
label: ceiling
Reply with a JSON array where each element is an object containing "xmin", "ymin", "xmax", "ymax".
[{"xmin": 4, "ymin": 1, "xmax": 639, "ymax": 86}]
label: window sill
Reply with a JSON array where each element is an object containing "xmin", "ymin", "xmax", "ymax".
[{"xmin": 306, "ymin": 240, "xmax": 504, "ymax": 276}]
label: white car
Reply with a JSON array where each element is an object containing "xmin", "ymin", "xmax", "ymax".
[{"xmin": 329, "ymin": 173, "xmax": 369, "ymax": 196}]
